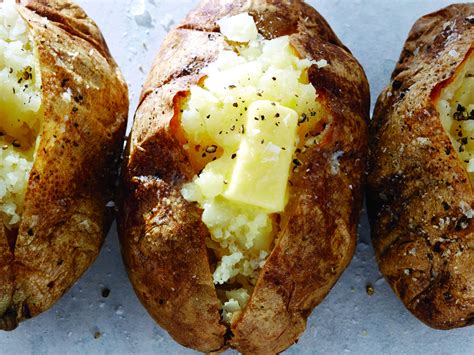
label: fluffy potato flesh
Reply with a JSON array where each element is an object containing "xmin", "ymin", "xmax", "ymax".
[
  {"xmin": 180, "ymin": 13, "xmax": 324, "ymax": 323},
  {"xmin": 437, "ymin": 53, "xmax": 473, "ymax": 183},
  {"xmin": 0, "ymin": 2, "xmax": 42, "ymax": 229}
]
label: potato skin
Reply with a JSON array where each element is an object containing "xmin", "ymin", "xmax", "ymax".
[
  {"xmin": 367, "ymin": 4, "xmax": 474, "ymax": 329},
  {"xmin": 118, "ymin": 0, "xmax": 369, "ymax": 353},
  {"xmin": 0, "ymin": 0, "xmax": 128, "ymax": 330}
]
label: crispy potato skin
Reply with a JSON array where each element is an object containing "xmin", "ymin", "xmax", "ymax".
[
  {"xmin": 118, "ymin": 0, "xmax": 369, "ymax": 353},
  {"xmin": 368, "ymin": 4, "xmax": 474, "ymax": 329},
  {"xmin": 0, "ymin": 0, "xmax": 128, "ymax": 330}
]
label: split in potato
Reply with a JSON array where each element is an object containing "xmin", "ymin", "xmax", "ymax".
[
  {"xmin": 436, "ymin": 53, "xmax": 473, "ymax": 183},
  {"xmin": 178, "ymin": 14, "xmax": 327, "ymax": 323},
  {"xmin": 0, "ymin": 2, "xmax": 42, "ymax": 230}
]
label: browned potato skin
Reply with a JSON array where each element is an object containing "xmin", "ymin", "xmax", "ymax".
[
  {"xmin": 0, "ymin": 0, "xmax": 128, "ymax": 330},
  {"xmin": 118, "ymin": 0, "xmax": 369, "ymax": 353},
  {"xmin": 368, "ymin": 4, "xmax": 474, "ymax": 329}
]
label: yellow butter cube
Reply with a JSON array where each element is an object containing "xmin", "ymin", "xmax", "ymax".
[{"xmin": 224, "ymin": 100, "xmax": 297, "ymax": 212}]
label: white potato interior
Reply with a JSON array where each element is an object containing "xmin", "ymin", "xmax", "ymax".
[
  {"xmin": 0, "ymin": 2, "xmax": 42, "ymax": 228},
  {"xmin": 180, "ymin": 14, "xmax": 324, "ymax": 323},
  {"xmin": 437, "ymin": 53, "xmax": 473, "ymax": 184}
]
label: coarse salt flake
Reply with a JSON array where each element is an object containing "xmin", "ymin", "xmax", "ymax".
[
  {"xmin": 313, "ymin": 59, "xmax": 328, "ymax": 68},
  {"xmin": 448, "ymin": 49, "xmax": 459, "ymax": 58}
]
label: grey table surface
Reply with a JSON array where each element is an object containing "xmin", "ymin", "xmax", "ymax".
[{"xmin": 1, "ymin": 0, "xmax": 473, "ymax": 354}]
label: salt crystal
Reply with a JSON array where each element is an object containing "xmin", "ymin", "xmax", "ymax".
[{"xmin": 448, "ymin": 49, "xmax": 459, "ymax": 58}]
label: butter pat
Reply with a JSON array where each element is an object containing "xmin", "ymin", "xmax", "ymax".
[
  {"xmin": 225, "ymin": 100, "xmax": 298, "ymax": 212},
  {"xmin": 217, "ymin": 13, "xmax": 258, "ymax": 42}
]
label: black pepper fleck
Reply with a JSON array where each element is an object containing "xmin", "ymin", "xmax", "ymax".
[{"xmin": 101, "ymin": 288, "xmax": 110, "ymax": 298}]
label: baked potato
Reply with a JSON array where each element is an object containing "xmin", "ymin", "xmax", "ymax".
[
  {"xmin": 0, "ymin": 0, "xmax": 128, "ymax": 330},
  {"xmin": 368, "ymin": 4, "xmax": 473, "ymax": 329},
  {"xmin": 118, "ymin": 0, "xmax": 369, "ymax": 353}
]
